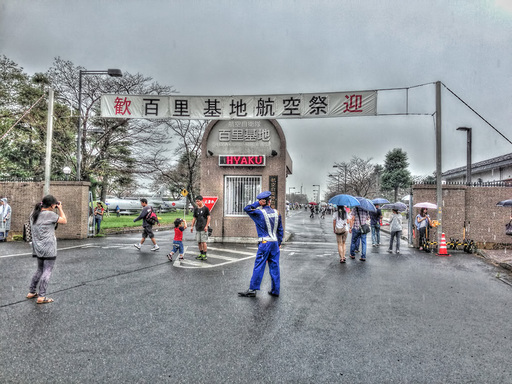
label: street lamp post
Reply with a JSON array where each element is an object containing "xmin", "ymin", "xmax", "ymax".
[
  {"xmin": 76, "ymin": 68, "xmax": 122, "ymax": 181},
  {"xmin": 457, "ymin": 127, "xmax": 472, "ymax": 185},
  {"xmin": 63, "ymin": 166, "xmax": 71, "ymax": 181}
]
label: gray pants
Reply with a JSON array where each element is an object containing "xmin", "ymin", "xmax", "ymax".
[
  {"xmin": 29, "ymin": 258, "xmax": 56, "ymax": 297},
  {"xmin": 389, "ymin": 231, "xmax": 402, "ymax": 252}
]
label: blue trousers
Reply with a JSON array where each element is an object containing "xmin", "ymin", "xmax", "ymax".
[
  {"xmin": 371, "ymin": 224, "xmax": 381, "ymax": 244},
  {"xmin": 350, "ymin": 228, "xmax": 367, "ymax": 257},
  {"xmin": 250, "ymin": 241, "xmax": 280, "ymax": 295}
]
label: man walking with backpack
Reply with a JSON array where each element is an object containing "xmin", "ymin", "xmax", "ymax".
[{"xmin": 133, "ymin": 198, "xmax": 161, "ymax": 251}]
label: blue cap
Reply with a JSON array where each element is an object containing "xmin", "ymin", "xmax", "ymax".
[{"xmin": 257, "ymin": 191, "xmax": 272, "ymax": 200}]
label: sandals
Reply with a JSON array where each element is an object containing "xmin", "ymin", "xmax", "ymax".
[
  {"xmin": 26, "ymin": 292, "xmax": 38, "ymax": 299},
  {"xmin": 37, "ymin": 297, "xmax": 54, "ymax": 304},
  {"xmin": 340, "ymin": 258, "xmax": 346, "ymax": 263}
]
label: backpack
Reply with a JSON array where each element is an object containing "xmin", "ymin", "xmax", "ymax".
[{"xmin": 145, "ymin": 207, "xmax": 158, "ymax": 225}]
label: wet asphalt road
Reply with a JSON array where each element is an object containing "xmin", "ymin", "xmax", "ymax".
[{"xmin": 1, "ymin": 210, "xmax": 512, "ymax": 383}]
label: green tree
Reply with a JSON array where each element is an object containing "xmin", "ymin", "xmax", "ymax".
[
  {"xmin": 381, "ymin": 148, "xmax": 412, "ymax": 202},
  {"xmin": 0, "ymin": 56, "xmax": 75, "ymax": 178}
]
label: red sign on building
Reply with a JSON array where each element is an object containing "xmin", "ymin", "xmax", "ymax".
[{"xmin": 202, "ymin": 196, "xmax": 218, "ymax": 211}]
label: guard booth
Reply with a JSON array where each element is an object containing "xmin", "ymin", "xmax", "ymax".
[{"xmin": 201, "ymin": 119, "xmax": 292, "ymax": 243}]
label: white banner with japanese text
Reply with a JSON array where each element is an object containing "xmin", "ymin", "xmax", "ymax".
[{"xmin": 100, "ymin": 91, "xmax": 377, "ymax": 120}]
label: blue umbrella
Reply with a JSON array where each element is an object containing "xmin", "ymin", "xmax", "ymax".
[
  {"xmin": 382, "ymin": 202, "xmax": 408, "ymax": 211},
  {"xmin": 372, "ymin": 198, "xmax": 390, "ymax": 205},
  {"xmin": 354, "ymin": 197, "xmax": 377, "ymax": 212},
  {"xmin": 328, "ymin": 194, "xmax": 360, "ymax": 207}
]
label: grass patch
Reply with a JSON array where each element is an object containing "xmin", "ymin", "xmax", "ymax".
[{"xmin": 100, "ymin": 211, "xmax": 193, "ymax": 230}]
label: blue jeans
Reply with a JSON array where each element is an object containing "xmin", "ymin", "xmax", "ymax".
[
  {"xmin": 94, "ymin": 216, "xmax": 102, "ymax": 233},
  {"xmin": 350, "ymin": 228, "xmax": 367, "ymax": 258},
  {"xmin": 172, "ymin": 240, "xmax": 184, "ymax": 254},
  {"xmin": 371, "ymin": 224, "xmax": 380, "ymax": 244}
]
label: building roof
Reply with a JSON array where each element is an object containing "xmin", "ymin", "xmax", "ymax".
[{"xmin": 442, "ymin": 152, "xmax": 512, "ymax": 177}]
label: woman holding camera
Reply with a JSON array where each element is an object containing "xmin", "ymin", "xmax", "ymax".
[{"xmin": 26, "ymin": 195, "xmax": 67, "ymax": 304}]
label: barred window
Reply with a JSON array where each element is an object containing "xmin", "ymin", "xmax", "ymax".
[{"xmin": 224, "ymin": 176, "xmax": 262, "ymax": 216}]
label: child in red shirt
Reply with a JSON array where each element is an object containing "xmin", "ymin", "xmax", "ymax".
[{"xmin": 168, "ymin": 218, "xmax": 187, "ymax": 261}]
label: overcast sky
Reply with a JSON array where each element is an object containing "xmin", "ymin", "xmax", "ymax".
[{"xmin": 2, "ymin": 0, "xmax": 512, "ymax": 199}]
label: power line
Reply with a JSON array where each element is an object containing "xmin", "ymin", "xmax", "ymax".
[{"xmin": 441, "ymin": 82, "xmax": 512, "ymax": 146}]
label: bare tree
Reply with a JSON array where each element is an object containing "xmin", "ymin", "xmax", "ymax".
[
  {"xmin": 149, "ymin": 120, "xmax": 207, "ymax": 210},
  {"xmin": 47, "ymin": 57, "xmax": 177, "ymax": 200},
  {"xmin": 329, "ymin": 157, "xmax": 377, "ymax": 198}
]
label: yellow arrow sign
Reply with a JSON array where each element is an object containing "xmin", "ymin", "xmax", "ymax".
[{"xmin": 181, "ymin": 189, "xmax": 188, "ymax": 197}]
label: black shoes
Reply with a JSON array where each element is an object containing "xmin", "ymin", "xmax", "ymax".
[
  {"xmin": 268, "ymin": 291, "xmax": 279, "ymax": 297},
  {"xmin": 238, "ymin": 289, "xmax": 256, "ymax": 297}
]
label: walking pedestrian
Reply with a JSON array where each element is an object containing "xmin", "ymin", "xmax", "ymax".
[
  {"xmin": 415, "ymin": 208, "xmax": 432, "ymax": 250},
  {"xmin": 191, "ymin": 195, "xmax": 211, "ymax": 260},
  {"xmin": 349, "ymin": 206, "xmax": 370, "ymax": 261},
  {"xmin": 115, "ymin": 205, "xmax": 120, "ymax": 217},
  {"xmin": 133, "ymin": 198, "xmax": 161, "ymax": 251},
  {"xmin": 168, "ymin": 218, "xmax": 187, "ymax": 261},
  {"xmin": 93, "ymin": 202, "xmax": 104, "ymax": 235},
  {"xmin": 26, "ymin": 195, "xmax": 67, "ymax": 304},
  {"xmin": 239, "ymin": 191, "xmax": 283, "ymax": 297},
  {"xmin": 333, "ymin": 205, "xmax": 350, "ymax": 263},
  {"xmin": 388, "ymin": 209, "xmax": 402, "ymax": 254},
  {"xmin": 370, "ymin": 204, "xmax": 382, "ymax": 246},
  {"xmin": 0, "ymin": 198, "xmax": 11, "ymax": 241}
]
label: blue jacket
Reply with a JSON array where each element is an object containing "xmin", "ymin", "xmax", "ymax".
[{"xmin": 244, "ymin": 201, "xmax": 284, "ymax": 245}]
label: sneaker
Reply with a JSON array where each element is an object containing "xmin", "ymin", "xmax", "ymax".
[
  {"xmin": 196, "ymin": 254, "xmax": 204, "ymax": 260},
  {"xmin": 201, "ymin": 254, "xmax": 207, "ymax": 261},
  {"xmin": 133, "ymin": 244, "xmax": 141, "ymax": 250},
  {"xmin": 179, "ymin": 256, "xmax": 184, "ymax": 260},
  {"xmin": 151, "ymin": 245, "xmax": 160, "ymax": 251},
  {"xmin": 166, "ymin": 253, "xmax": 173, "ymax": 261},
  {"xmin": 388, "ymin": 249, "xmax": 393, "ymax": 253},
  {"xmin": 396, "ymin": 250, "xmax": 400, "ymax": 254},
  {"xmin": 238, "ymin": 289, "xmax": 256, "ymax": 297}
]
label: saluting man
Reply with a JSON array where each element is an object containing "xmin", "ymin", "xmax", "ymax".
[{"xmin": 238, "ymin": 191, "xmax": 284, "ymax": 298}]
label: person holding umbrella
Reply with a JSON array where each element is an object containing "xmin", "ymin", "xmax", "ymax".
[
  {"xmin": 333, "ymin": 205, "xmax": 350, "ymax": 263},
  {"xmin": 415, "ymin": 207, "xmax": 432, "ymax": 250},
  {"xmin": 370, "ymin": 204, "xmax": 383, "ymax": 247},
  {"xmin": 388, "ymin": 209, "xmax": 402, "ymax": 254},
  {"xmin": 349, "ymin": 206, "xmax": 371, "ymax": 261}
]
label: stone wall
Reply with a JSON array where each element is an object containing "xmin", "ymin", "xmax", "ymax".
[
  {"xmin": 412, "ymin": 184, "xmax": 512, "ymax": 247},
  {"xmin": 0, "ymin": 181, "xmax": 91, "ymax": 240}
]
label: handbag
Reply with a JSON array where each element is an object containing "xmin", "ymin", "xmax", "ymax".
[
  {"xmin": 23, "ymin": 223, "xmax": 32, "ymax": 242},
  {"xmin": 335, "ymin": 226, "xmax": 347, "ymax": 235},
  {"xmin": 506, "ymin": 220, "xmax": 512, "ymax": 236}
]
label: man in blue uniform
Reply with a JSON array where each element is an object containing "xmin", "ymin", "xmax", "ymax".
[{"xmin": 238, "ymin": 191, "xmax": 284, "ymax": 298}]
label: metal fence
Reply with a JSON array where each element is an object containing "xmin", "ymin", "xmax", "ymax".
[{"xmin": 418, "ymin": 181, "xmax": 512, "ymax": 187}]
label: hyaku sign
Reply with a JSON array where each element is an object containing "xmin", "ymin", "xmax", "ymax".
[
  {"xmin": 218, "ymin": 155, "xmax": 266, "ymax": 166},
  {"xmin": 101, "ymin": 91, "xmax": 377, "ymax": 120}
]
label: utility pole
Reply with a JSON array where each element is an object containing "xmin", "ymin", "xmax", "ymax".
[
  {"xmin": 44, "ymin": 87, "xmax": 54, "ymax": 196},
  {"xmin": 435, "ymin": 81, "xmax": 443, "ymax": 243}
]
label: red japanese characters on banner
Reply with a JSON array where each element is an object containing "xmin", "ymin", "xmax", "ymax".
[{"xmin": 202, "ymin": 196, "xmax": 218, "ymax": 212}]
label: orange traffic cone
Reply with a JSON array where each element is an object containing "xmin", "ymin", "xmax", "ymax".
[{"xmin": 437, "ymin": 233, "xmax": 451, "ymax": 257}]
